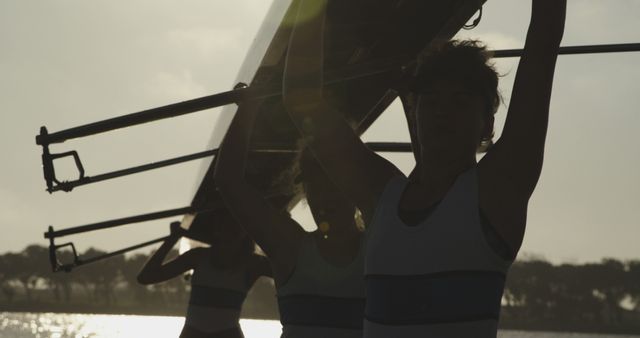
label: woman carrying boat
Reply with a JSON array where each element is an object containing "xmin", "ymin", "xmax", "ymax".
[
  {"xmin": 213, "ymin": 100, "xmax": 366, "ymax": 337},
  {"xmin": 137, "ymin": 220, "xmax": 271, "ymax": 338},
  {"xmin": 282, "ymin": 0, "xmax": 566, "ymax": 337}
]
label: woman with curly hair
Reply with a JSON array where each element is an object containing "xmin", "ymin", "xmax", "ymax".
[
  {"xmin": 282, "ymin": 0, "xmax": 566, "ymax": 336},
  {"xmin": 214, "ymin": 100, "xmax": 366, "ymax": 338}
]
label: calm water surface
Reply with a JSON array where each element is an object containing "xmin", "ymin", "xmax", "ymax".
[{"xmin": 1, "ymin": 312, "xmax": 639, "ymax": 338}]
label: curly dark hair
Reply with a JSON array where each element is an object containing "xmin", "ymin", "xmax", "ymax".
[
  {"xmin": 281, "ymin": 142, "xmax": 364, "ymax": 231},
  {"xmin": 409, "ymin": 39, "xmax": 502, "ymax": 152}
]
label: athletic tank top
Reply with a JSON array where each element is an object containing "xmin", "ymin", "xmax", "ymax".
[
  {"xmin": 185, "ymin": 256, "xmax": 251, "ymax": 334},
  {"xmin": 277, "ymin": 234, "xmax": 366, "ymax": 338},
  {"xmin": 364, "ymin": 167, "xmax": 512, "ymax": 338}
]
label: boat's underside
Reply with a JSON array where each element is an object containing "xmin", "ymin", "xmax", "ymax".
[{"xmin": 184, "ymin": 0, "xmax": 486, "ymax": 243}]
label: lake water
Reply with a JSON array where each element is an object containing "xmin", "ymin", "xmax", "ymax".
[{"xmin": 1, "ymin": 312, "xmax": 639, "ymax": 338}]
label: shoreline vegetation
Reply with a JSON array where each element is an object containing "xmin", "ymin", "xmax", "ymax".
[{"xmin": 1, "ymin": 245, "xmax": 639, "ymax": 334}]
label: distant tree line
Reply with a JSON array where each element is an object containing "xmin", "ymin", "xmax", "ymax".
[
  {"xmin": 0, "ymin": 245, "xmax": 639, "ymax": 333},
  {"xmin": 501, "ymin": 258, "xmax": 640, "ymax": 333},
  {"xmin": 0, "ymin": 244, "xmax": 277, "ymax": 318}
]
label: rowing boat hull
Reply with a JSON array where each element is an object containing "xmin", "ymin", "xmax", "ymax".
[{"xmin": 183, "ymin": 0, "xmax": 486, "ymax": 242}]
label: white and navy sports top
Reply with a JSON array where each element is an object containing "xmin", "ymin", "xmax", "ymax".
[
  {"xmin": 364, "ymin": 166, "xmax": 512, "ymax": 338},
  {"xmin": 277, "ymin": 234, "xmax": 366, "ymax": 338},
  {"xmin": 185, "ymin": 256, "xmax": 252, "ymax": 333}
]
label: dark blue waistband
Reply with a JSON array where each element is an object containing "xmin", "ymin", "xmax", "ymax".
[
  {"xmin": 180, "ymin": 325, "xmax": 243, "ymax": 338},
  {"xmin": 365, "ymin": 271, "xmax": 505, "ymax": 325},
  {"xmin": 189, "ymin": 286, "xmax": 247, "ymax": 310},
  {"xmin": 278, "ymin": 294, "xmax": 365, "ymax": 330}
]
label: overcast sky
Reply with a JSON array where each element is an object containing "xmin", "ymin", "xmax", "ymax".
[{"xmin": 1, "ymin": 0, "xmax": 638, "ymax": 264}]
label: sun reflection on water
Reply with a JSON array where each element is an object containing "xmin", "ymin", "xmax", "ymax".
[
  {"xmin": 0, "ymin": 313, "xmax": 282, "ymax": 338},
  {"xmin": 2, "ymin": 313, "xmax": 640, "ymax": 338}
]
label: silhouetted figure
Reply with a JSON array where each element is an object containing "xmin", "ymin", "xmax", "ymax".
[
  {"xmin": 138, "ymin": 222, "xmax": 271, "ymax": 338},
  {"xmin": 214, "ymin": 100, "xmax": 366, "ymax": 338},
  {"xmin": 282, "ymin": 0, "xmax": 566, "ymax": 337}
]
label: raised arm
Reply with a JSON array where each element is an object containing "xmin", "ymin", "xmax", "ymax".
[
  {"xmin": 481, "ymin": 0, "xmax": 567, "ymax": 197},
  {"xmin": 213, "ymin": 100, "xmax": 303, "ymax": 281},
  {"xmin": 282, "ymin": 0, "xmax": 401, "ymax": 222},
  {"xmin": 137, "ymin": 223, "xmax": 202, "ymax": 285},
  {"xmin": 478, "ymin": 0, "xmax": 566, "ymax": 253}
]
